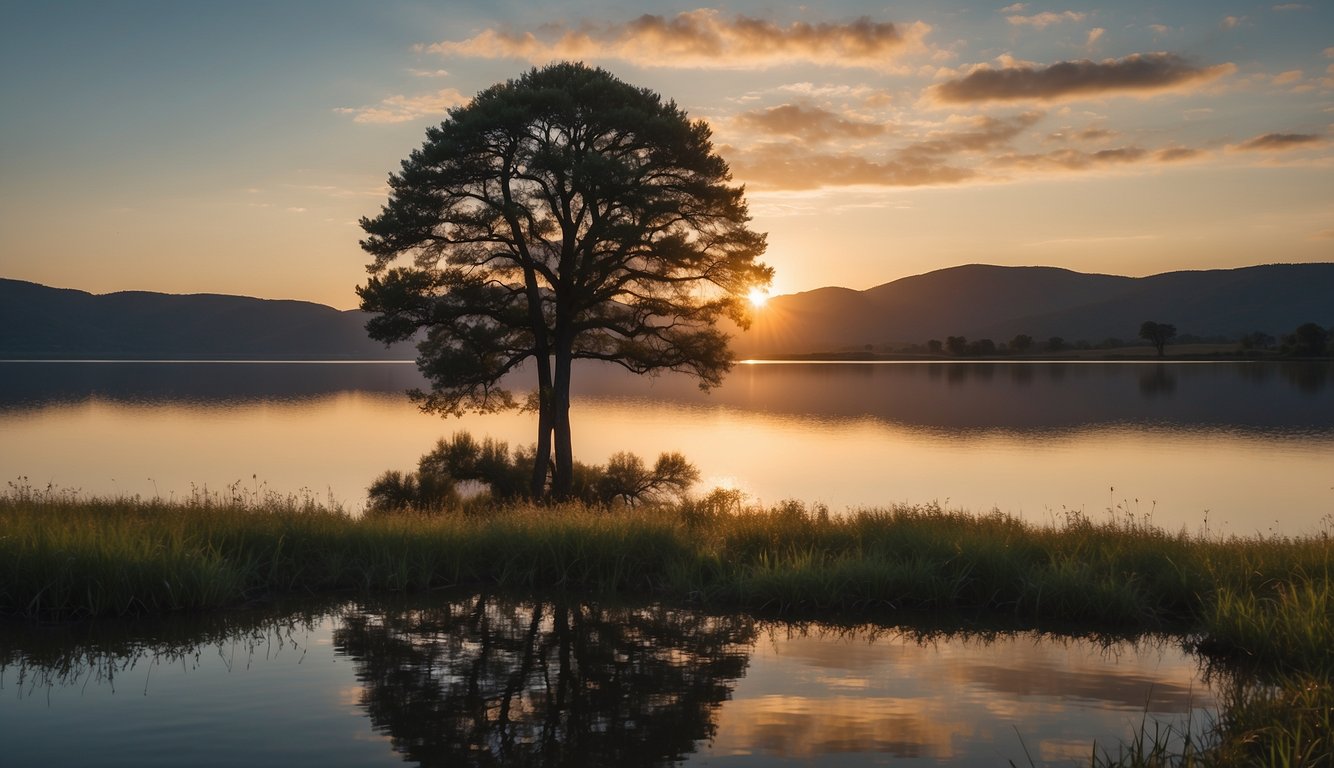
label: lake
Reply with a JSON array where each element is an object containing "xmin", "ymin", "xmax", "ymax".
[
  {"xmin": 0, "ymin": 593, "xmax": 1220, "ymax": 767},
  {"xmin": 1, "ymin": 360, "xmax": 1331, "ymax": 533}
]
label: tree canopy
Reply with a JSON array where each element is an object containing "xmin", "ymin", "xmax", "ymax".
[
  {"xmin": 358, "ymin": 63, "xmax": 770, "ymax": 499},
  {"xmin": 1138, "ymin": 321, "xmax": 1177, "ymax": 357}
]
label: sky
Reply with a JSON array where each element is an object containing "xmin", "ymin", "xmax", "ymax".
[{"xmin": 1, "ymin": 1, "xmax": 1330, "ymax": 308}]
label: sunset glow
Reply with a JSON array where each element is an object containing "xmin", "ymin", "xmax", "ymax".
[
  {"xmin": 1, "ymin": 3, "xmax": 1330, "ymax": 306},
  {"xmin": 747, "ymin": 287, "xmax": 769, "ymax": 309}
]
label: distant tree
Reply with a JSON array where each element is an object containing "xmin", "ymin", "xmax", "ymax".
[
  {"xmin": 1009, "ymin": 334, "xmax": 1034, "ymax": 353},
  {"xmin": 1046, "ymin": 336, "xmax": 1065, "ymax": 352},
  {"xmin": 1283, "ymin": 322, "xmax": 1331, "ymax": 357},
  {"xmin": 1138, "ymin": 321, "xmax": 1177, "ymax": 357},
  {"xmin": 357, "ymin": 63, "xmax": 770, "ymax": 500},
  {"xmin": 966, "ymin": 338, "xmax": 997, "ymax": 356},
  {"xmin": 1239, "ymin": 331, "xmax": 1275, "ymax": 352},
  {"xmin": 945, "ymin": 336, "xmax": 968, "ymax": 356},
  {"xmin": 927, "ymin": 339, "xmax": 943, "ymax": 354}
]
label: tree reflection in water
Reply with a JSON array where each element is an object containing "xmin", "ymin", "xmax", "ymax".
[{"xmin": 332, "ymin": 594, "xmax": 756, "ymax": 767}]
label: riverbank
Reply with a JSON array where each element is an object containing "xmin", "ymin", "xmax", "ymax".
[{"xmin": 3, "ymin": 488, "xmax": 1329, "ymax": 763}]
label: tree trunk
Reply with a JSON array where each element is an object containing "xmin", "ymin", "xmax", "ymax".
[
  {"xmin": 530, "ymin": 354, "xmax": 554, "ymax": 500},
  {"xmin": 551, "ymin": 343, "xmax": 574, "ymax": 500}
]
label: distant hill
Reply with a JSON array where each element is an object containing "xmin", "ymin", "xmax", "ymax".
[
  {"xmin": 0, "ymin": 279, "xmax": 412, "ymax": 359},
  {"xmin": 734, "ymin": 263, "xmax": 1334, "ymax": 356},
  {"xmin": 3, "ymin": 263, "xmax": 1331, "ymax": 359}
]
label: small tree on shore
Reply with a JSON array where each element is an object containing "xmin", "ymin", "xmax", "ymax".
[{"xmin": 1139, "ymin": 321, "xmax": 1177, "ymax": 357}]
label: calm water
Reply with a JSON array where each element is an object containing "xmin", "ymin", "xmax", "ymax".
[
  {"xmin": 0, "ymin": 594, "xmax": 1219, "ymax": 767},
  {"xmin": 1, "ymin": 360, "xmax": 1332, "ymax": 532}
]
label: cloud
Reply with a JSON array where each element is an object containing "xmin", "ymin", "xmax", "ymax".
[
  {"xmin": 1271, "ymin": 70, "xmax": 1303, "ymax": 85},
  {"xmin": 896, "ymin": 112, "xmax": 1044, "ymax": 162},
  {"xmin": 733, "ymin": 104, "xmax": 886, "ymax": 142},
  {"xmin": 726, "ymin": 143, "xmax": 974, "ymax": 190},
  {"xmin": 1149, "ymin": 24, "xmax": 1171, "ymax": 35},
  {"xmin": 1220, "ymin": 16, "xmax": 1245, "ymax": 29},
  {"xmin": 992, "ymin": 143, "xmax": 1206, "ymax": 173},
  {"xmin": 1005, "ymin": 11, "xmax": 1086, "ymax": 29},
  {"xmin": 407, "ymin": 68, "xmax": 450, "ymax": 78},
  {"xmin": 1272, "ymin": 3, "xmax": 1309, "ymax": 10},
  {"xmin": 425, "ymin": 10, "xmax": 931, "ymax": 70},
  {"xmin": 928, "ymin": 53, "xmax": 1235, "ymax": 105},
  {"xmin": 1233, "ymin": 132, "xmax": 1325, "ymax": 152},
  {"xmin": 1085, "ymin": 27, "xmax": 1105, "ymax": 47},
  {"xmin": 335, "ymin": 87, "xmax": 467, "ymax": 124},
  {"xmin": 999, "ymin": 3, "xmax": 1028, "ymax": 12}
]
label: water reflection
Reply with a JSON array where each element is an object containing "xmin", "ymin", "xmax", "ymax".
[
  {"xmin": 334, "ymin": 595, "xmax": 754, "ymax": 766},
  {"xmin": 0, "ymin": 595, "xmax": 1223, "ymax": 767},
  {"xmin": 2, "ymin": 360, "xmax": 1331, "ymax": 434}
]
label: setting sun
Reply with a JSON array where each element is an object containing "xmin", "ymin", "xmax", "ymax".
[{"xmin": 747, "ymin": 287, "xmax": 769, "ymax": 309}]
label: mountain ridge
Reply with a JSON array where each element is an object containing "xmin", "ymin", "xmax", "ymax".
[{"xmin": 2, "ymin": 262, "xmax": 1331, "ymax": 359}]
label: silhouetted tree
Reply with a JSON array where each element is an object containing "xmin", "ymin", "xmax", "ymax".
[
  {"xmin": 966, "ymin": 338, "xmax": 997, "ymax": 356},
  {"xmin": 1282, "ymin": 322, "xmax": 1331, "ymax": 357},
  {"xmin": 1239, "ymin": 331, "xmax": 1275, "ymax": 351},
  {"xmin": 1009, "ymin": 334, "xmax": 1034, "ymax": 353},
  {"xmin": 945, "ymin": 336, "xmax": 967, "ymax": 356},
  {"xmin": 597, "ymin": 451, "xmax": 699, "ymax": 507},
  {"xmin": 1046, "ymin": 336, "xmax": 1065, "ymax": 352},
  {"xmin": 926, "ymin": 339, "xmax": 943, "ymax": 354},
  {"xmin": 1138, "ymin": 321, "xmax": 1177, "ymax": 357},
  {"xmin": 358, "ymin": 63, "xmax": 770, "ymax": 499}
]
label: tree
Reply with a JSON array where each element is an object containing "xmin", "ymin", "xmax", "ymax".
[
  {"xmin": 358, "ymin": 63, "xmax": 770, "ymax": 499},
  {"xmin": 1138, "ymin": 321, "xmax": 1177, "ymax": 357},
  {"xmin": 945, "ymin": 336, "xmax": 968, "ymax": 356},
  {"xmin": 1009, "ymin": 334, "xmax": 1033, "ymax": 353},
  {"xmin": 1283, "ymin": 322, "xmax": 1331, "ymax": 357}
]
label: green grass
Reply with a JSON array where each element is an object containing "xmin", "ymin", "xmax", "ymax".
[{"xmin": 2, "ymin": 485, "xmax": 1330, "ymax": 765}]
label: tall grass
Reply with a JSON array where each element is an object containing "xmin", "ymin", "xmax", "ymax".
[{"xmin": 2, "ymin": 485, "xmax": 1330, "ymax": 764}]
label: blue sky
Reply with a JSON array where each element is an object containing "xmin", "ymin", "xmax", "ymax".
[{"xmin": 2, "ymin": 1, "xmax": 1330, "ymax": 306}]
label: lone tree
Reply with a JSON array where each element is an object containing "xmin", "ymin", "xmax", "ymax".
[
  {"xmin": 1139, "ymin": 321, "xmax": 1177, "ymax": 357},
  {"xmin": 358, "ymin": 63, "xmax": 770, "ymax": 500}
]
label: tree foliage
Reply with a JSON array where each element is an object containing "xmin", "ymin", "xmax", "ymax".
[
  {"xmin": 1138, "ymin": 321, "xmax": 1177, "ymax": 357},
  {"xmin": 358, "ymin": 63, "xmax": 769, "ymax": 499},
  {"xmin": 367, "ymin": 432, "xmax": 700, "ymax": 513}
]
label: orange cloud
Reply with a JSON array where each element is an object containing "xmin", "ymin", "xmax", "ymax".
[
  {"xmin": 726, "ymin": 144, "xmax": 973, "ymax": 190},
  {"xmin": 928, "ymin": 53, "xmax": 1234, "ymax": 104},
  {"xmin": 734, "ymin": 105, "xmax": 886, "ymax": 142},
  {"xmin": 335, "ymin": 87, "xmax": 467, "ymax": 124},
  {"xmin": 425, "ymin": 10, "xmax": 931, "ymax": 70},
  {"xmin": 1233, "ymin": 132, "xmax": 1325, "ymax": 151}
]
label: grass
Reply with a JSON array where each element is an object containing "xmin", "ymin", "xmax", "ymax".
[{"xmin": 2, "ymin": 484, "xmax": 1330, "ymax": 764}]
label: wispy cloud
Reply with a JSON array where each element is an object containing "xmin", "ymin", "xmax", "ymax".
[
  {"xmin": 1220, "ymin": 15, "xmax": 1246, "ymax": 29},
  {"xmin": 1005, "ymin": 11, "xmax": 1086, "ymax": 29},
  {"xmin": 1271, "ymin": 70, "xmax": 1303, "ymax": 86},
  {"xmin": 1085, "ymin": 27, "xmax": 1105, "ymax": 48},
  {"xmin": 335, "ymin": 87, "xmax": 467, "ymax": 124},
  {"xmin": 725, "ymin": 144, "xmax": 974, "ymax": 189},
  {"xmin": 1233, "ymin": 132, "xmax": 1325, "ymax": 152},
  {"xmin": 1271, "ymin": 4, "xmax": 1309, "ymax": 10},
  {"xmin": 733, "ymin": 104, "xmax": 886, "ymax": 142},
  {"xmin": 424, "ymin": 10, "xmax": 932, "ymax": 70},
  {"xmin": 928, "ymin": 53, "xmax": 1234, "ymax": 105}
]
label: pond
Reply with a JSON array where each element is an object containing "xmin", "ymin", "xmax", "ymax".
[
  {"xmin": 1, "ymin": 360, "xmax": 1331, "ymax": 533},
  {"xmin": 0, "ymin": 594, "xmax": 1220, "ymax": 767}
]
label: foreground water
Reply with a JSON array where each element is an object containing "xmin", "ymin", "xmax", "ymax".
[
  {"xmin": 2, "ymin": 360, "xmax": 1332, "ymax": 532},
  {"xmin": 0, "ymin": 594, "xmax": 1218, "ymax": 767}
]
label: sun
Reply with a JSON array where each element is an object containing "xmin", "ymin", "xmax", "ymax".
[{"xmin": 747, "ymin": 287, "xmax": 769, "ymax": 309}]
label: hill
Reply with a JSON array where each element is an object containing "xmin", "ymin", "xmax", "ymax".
[
  {"xmin": 0, "ymin": 279, "xmax": 412, "ymax": 360},
  {"xmin": 734, "ymin": 263, "xmax": 1334, "ymax": 356},
  {"xmin": 3, "ymin": 263, "xmax": 1330, "ymax": 359}
]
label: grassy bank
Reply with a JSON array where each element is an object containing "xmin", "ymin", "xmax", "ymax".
[{"xmin": 3, "ymin": 487, "xmax": 1329, "ymax": 763}]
